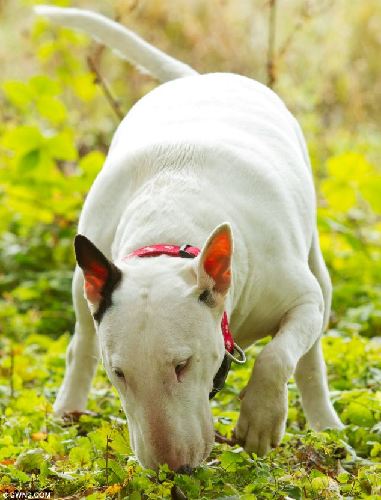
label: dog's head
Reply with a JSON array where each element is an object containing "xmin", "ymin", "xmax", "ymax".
[{"xmin": 75, "ymin": 224, "xmax": 233, "ymax": 471}]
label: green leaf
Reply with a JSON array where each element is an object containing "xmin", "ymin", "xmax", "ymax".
[
  {"xmin": 15, "ymin": 448, "xmax": 49, "ymax": 473},
  {"xmin": 68, "ymin": 445, "xmax": 91, "ymax": 467},
  {"xmin": 7, "ymin": 466, "xmax": 30, "ymax": 484},
  {"xmin": 128, "ymin": 492, "xmax": 142, "ymax": 500},
  {"xmin": 108, "ymin": 459, "xmax": 125, "ymax": 481},
  {"xmin": 361, "ymin": 176, "xmax": 381, "ymax": 212},
  {"xmin": 37, "ymin": 95, "xmax": 67, "ymax": 125},
  {"xmin": 72, "ymin": 72, "xmax": 98, "ymax": 102},
  {"xmin": 337, "ymin": 472, "xmax": 350, "ymax": 483},
  {"xmin": 219, "ymin": 450, "xmax": 244, "ymax": 471},
  {"xmin": 29, "ymin": 75, "xmax": 61, "ymax": 97},
  {"xmin": 2, "ymin": 125, "xmax": 43, "ymax": 156},
  {"xmin": 109, "ymin": 429, "xmax": 131, "ymax": 456},
  {"xmin": 45, "ymin": 131, "xmax": 77, "ymax": 161},
  {"xmin": 79, "ymin": 151, "xmax": 105, "ymax": 179},
  {"xmin": 2, "ymin": 81, "xmax": 32, "ymax": 110},
  {"xmin": 341, "ymin": 401, "xmax": 375, "ymax": 426},
  {"xmin": 17, "ymin": 150, "xmax": 41, "ymax": 171}
]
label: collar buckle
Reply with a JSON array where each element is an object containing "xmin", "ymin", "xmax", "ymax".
[{"xmin": 178, "ymin": 244, "xmax": 196, "ymax": 258}]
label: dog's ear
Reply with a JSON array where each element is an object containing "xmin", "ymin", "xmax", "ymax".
[
  {"xmin": 74, "ymin": 235, "xmax": 121, "ymax": 306},
  {"xmin": 197, "ymin": 223, "xmax": 233, "ymax": 297}
]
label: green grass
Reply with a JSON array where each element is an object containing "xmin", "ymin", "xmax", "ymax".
[{"xmin": 0, "ymin": 332, "xmax": 380, "ymax": 498}]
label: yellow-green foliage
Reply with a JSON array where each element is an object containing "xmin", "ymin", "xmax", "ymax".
[{"xmin": 0, "ymin": 0, "xmax": 380, "ymax": 498}]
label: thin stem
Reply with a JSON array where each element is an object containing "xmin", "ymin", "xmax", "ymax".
[
  {"xmin": 267, "ymin": 0, "xmax": 277, "ymax": 88},
  {"xmin": 10, "ymin": 346, "xmax": 14, "ymax": 398},
  {"xmin": 87, "ymin": 55, "xmax": 124, "ymax": 121},
  {"xmin": 105, "ymin": 435, "xmax": 110, "ymax": 485}
]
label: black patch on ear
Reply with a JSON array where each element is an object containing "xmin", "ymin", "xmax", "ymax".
[
  {"xmin": 74, "ymin": 234, "xmax": 122, "ymax": 323},
  {"xmin": 92, "ymin": 264, "xmax": 122, "ymax": 323},
  {"xmin": 198, "ymin": 289, "xmax": 216, "ymax": 308}
]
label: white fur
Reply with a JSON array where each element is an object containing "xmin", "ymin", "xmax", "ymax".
[
  {"xmin": 36, "ymin": 7, "xmax": 343, "ymax": 470},
  {"xmin": 34, "ymin": 5, "xmax": 196, "ymax": 82}
]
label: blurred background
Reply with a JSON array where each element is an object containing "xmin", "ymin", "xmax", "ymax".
[
  {"xmin": 1, "ymin": 0, "xmax": 380, "ymax": 340},
  {"xmin": 0, "ymin": 0, "xmax": 380, "ymax": 497}
]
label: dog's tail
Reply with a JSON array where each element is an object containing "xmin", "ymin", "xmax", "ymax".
[{"xmin": 34, "ymin": 6, "xmax": 198, "ymax": 82}]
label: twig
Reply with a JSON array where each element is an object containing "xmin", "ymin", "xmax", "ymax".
[
  {"xmin": 87, "ymin": 55, "xmax": 124, "ymax": 121},
  {"xmin": 215, "ymin": 430, "xmax": 237, "ymax": 446},
  {"xmin": 10, "ymin": 346, "xmax": 14, "ymax": 398},
  {"xmin": 44, "ymin": 402, "xmax": 49, "ymax": 437},
  {"xmin": 278, "ymin": 0, "xmax": 335, "ymax": 61},
  {"xmin": 105, "ymin": 435, "xmax": 111, "ymax": 486},
  {"xmin": 266, "ymin": 0, "xmax": 277, "ymax": 88},
  {"xmin": 277, "ymin": 18, "xmax": 306, "ymax": 60}
]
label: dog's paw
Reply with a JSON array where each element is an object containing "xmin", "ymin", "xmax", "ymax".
[
  {"xmin": 53, "ymin": 404, "xmax": 80, "ymax": 417},
  {"xmin": 53, "ymin": 397, "xmax": 86, "ymax": 417},
  {"xmin": 235, "ymin": 383, "xmax": 288, "ymax": 456},
  {"xmin": 53, "ymin": 384, "xmax": 89, "ymax": 417},
  {"xmin": 62, "ymin": 410, "xmax": 99, "ymax": 423}
]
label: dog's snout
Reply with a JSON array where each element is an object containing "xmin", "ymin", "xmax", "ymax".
[{"xmin": 176, "ymin": 464, "xmax": 193, "ymax": 475}]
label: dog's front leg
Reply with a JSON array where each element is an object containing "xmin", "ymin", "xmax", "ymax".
[
  {"xmin": 53, "ymin": 268, "xmax": 99, "ymax": 414},
  {"xmin": 235, "ymin": 299, "xmax": 324, "ymax": 456}
]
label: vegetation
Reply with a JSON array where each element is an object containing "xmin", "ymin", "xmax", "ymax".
[{"xmin": 0, "ymin": 0, "xmax": 380, "ymax": 498}]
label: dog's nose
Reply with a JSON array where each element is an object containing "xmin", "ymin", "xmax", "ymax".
[{"xmin": 176, "ymin": 464, "xmax": 193, "ymax": 475}]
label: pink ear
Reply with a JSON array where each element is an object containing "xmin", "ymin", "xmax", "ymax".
[
  {"xmin": 75, "ymin": 235, "xmax": 119, "ymax": 305},
  {"xmin": 199, "ymin": 224, "xmax": 233, "ymax": 295},
  {"xmin": 83, "ymin": 262, "xmax": 109, "ymax": 304}
]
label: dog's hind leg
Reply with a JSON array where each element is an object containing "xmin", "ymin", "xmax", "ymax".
[
  {"xmin": 294, "ymin": 231, "xmax": 343, "ymax": 430},
  {"xmin": 295, "ymin": 340, "xmax": 343, "ymax": 430},
  {"xmin": 53, "ymin": 267, "xmax": 99, "ymax": 415},
  {"xmin": 307, "ymin": 229, "xmax": 332, "ymax": 331}
]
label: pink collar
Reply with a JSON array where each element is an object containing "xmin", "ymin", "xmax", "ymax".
[{"xmin": 124, "ymin": 244, "xmax": 234, "ymax": 353}]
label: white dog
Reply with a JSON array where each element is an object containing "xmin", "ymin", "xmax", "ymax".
[{"xmin": 35, "ymin": 6, "xmax": 343, "ymax": 471}]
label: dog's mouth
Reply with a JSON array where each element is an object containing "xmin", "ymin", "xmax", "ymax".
[
  {"xmin": 132, "ymin": 437, "xmax": 214, "ymax": 472},
  {"xmin": 127, "ymin": 410, "xmax": 215, "ymax": 471}
]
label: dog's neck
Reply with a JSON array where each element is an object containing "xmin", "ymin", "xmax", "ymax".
[
  {"xmin": 112, "ymin": 170, "xmax": 218, "ymax": 256},
  {"xmin": 111, "ymin": 171, "xmax": 247, "ymax": 319}
]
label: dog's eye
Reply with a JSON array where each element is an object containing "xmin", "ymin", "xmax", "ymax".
[
  {"xmin": 113, "ymin": 367, "xmax": 125, "ymax": 379},
  {"xmin": 175, "ymin": 359, "xmax": 190, "ymax": 382}
]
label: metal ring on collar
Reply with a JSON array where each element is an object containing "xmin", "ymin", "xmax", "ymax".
[{"xmin": 225, "ymin": 344, "xmax": 246, "ymax": 364}]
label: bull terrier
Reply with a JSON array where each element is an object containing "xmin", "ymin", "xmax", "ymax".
[{"xmin": 35, "ymin": 5, "xmax": 343, "ymax": 471}]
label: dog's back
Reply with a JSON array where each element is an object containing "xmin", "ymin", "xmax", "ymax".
[
  {"xmin": 34, "ymin": 7, "xmax": 314, "ymax": 247},
  {"xmin": 34, "ymin": 6, "xmax": 317, "ymax": 324}
]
